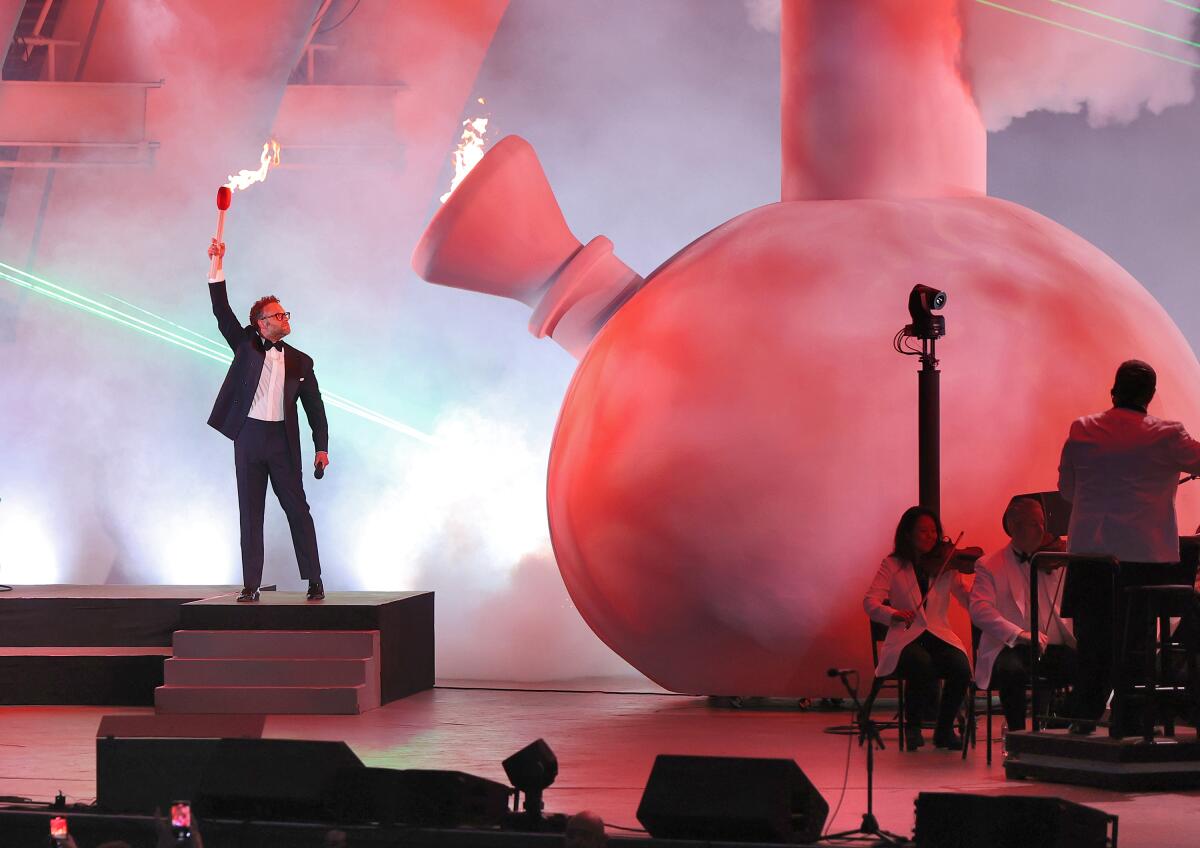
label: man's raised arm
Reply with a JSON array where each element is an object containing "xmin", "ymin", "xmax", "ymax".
[{"xmin": 207, "ymin": 238, "xmax": 243, "ymax": 350}]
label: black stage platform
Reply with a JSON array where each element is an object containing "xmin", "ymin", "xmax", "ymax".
[
  {"xmin": 0, "ymin": 585, "xmax": 243, "ymax": 706},
  {"xmin": 0, "ymin": 586, "xmax": 434, "ymax": 706},
  {"xmin": 1005, "ymin": 727, "xmax": 1200, "ymax": 790}
]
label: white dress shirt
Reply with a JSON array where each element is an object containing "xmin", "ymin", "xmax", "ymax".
[{"xmin": 248, "ymin": 343, "xmax": 285, "ymax": 421}]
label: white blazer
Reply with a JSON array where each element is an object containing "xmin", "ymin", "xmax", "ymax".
[
  {"xmin": 863, "ymin": 555, "xmax": 970, "ymax": 677},
  {"xmin": 969, "ymin": 543, "xmax": 1076, "ymax": 689},
  {"xmin": 1058, "ymin": 407, "xmax": 1200, "ymax": 563}
]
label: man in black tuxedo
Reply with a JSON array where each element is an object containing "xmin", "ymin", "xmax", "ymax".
[{"xmin": 206, "ymin": 238, "xmax": 328, "ymax": 602}]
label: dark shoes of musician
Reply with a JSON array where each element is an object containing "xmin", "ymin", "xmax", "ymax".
[
  {"xmin": 307, "ymin": 579, "xmax": 325, "ymax": 601},
  {"xmin": 904, "ymin": 728, "xmax": 926, "ymax": 750},
  {"xmin": 933, "ymin": 729, "xmax": 963, "ymax": 750},
  {"xmin": 237, "ymin": 587, "xmax": 260, "ymax": 603},
  {"xmin": 1068, "ymin": 720, "xmax": 1096, "ymax": 736}
]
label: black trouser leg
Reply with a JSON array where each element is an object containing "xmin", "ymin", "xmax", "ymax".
[
  {"xmin": 924, "ymin": 635, "xmax": 971, "ymax": 736},
  {"xmin": 267, "ymin": 436, "xmax": 322, "ymax": 581},
  {"xmin": 991, "ymin": 647, "xmax": 1030, "ymax": 731},
  {"xmin": 1070, "ymin": 583, "xmax": 1114, "ymax": 723},
  {"xmin": 234, "ymin": 422, "xmax": 270, "ymax": 590},
  {"xmin": 897, "ymin": 637, "xmax": 937, "ymax": 729}
]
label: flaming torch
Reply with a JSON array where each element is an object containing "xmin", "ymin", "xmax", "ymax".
[
  {"xmin": 440, "ymin": 100, "xmax": 490, "ymax": 203},
  {"xmin": 208, "ymin": 139, "xmax": 282, "ymax": 278}
]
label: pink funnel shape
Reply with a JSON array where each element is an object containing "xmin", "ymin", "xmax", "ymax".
[{"xmin": 414, "ymin": 136, "xmax": 643, "ymax": 358}]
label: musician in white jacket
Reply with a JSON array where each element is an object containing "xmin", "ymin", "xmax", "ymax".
[
  {"xmin": 970, "ymin": 497, "xmax": 1077, "ymax": 732},
  {"xmin": 864, "ymin": 506, "xmax": 972, "ymax": 750}
]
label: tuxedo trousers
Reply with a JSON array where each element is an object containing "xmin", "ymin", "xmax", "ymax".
[{"xmin": 234, "ymin": 418, "xmax": 321, "ymax": 588}]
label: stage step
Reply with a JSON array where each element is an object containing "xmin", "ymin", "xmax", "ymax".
[
  {"xmin": 155, "ymin": 630, "xmax": 381, "ymax": 715},
  {"xmin": 172, "ymin": 629, "xmax": 377, "ymax": 659},
  {"xmin": 155, "ymin": 684, "xmax": 370, "ymax": 715},
  {"xmin": 163, "ymin": 657, "xmax": 372, "ymax": 686}
]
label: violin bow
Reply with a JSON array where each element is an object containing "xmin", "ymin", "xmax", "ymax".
[{"xmin": 917, "ymin": 531, "xmax": 965, "ymax": 613}]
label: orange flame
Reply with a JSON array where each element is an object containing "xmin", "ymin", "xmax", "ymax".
[
  {"xmin": 440, "ymin": 117, "xmax": 489, "ymax": 203},
  {"xmin": 225, "ymin": 140, "xmax": 281, "ymax": 192}
]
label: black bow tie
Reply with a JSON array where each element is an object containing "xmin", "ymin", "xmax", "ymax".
[
  {"xmin": 262, "ymin": 339, "xmax": 283, "ymax": 352},
  {"xmin": 1016, "ymin": 551, "xmax": 1032, "ymax": 564}
]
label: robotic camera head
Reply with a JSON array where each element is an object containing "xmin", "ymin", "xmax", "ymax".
[{"xmin": 906, "ymin": 284, "xmax": 947, "ymax": 340}]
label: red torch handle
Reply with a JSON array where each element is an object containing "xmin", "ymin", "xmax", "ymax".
[
  {"xmin": 208, "ymin": 209, "xmax": 226, "ymax": 279},
  {"xmin": 210, "ymin": 186, "xmax": 232, "ymax": 279}
]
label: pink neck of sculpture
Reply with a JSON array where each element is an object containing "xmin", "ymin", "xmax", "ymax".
[{"xmin": 781, "ymin": 0, "xmax": 986, "ymax": 202}]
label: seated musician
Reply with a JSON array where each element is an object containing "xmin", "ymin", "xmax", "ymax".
[
  {"xmin": 970, "ymin": 497, "xmax": 1077, "ymax": 733},
  {"xmin": 864, "ymin": 506, "xmax": 974, "ymax": 750}
]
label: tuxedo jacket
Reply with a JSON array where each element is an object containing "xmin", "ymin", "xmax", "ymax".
[
  {"xmin": 863, "ymin": 555, "xmax": 970, "ymax": 678},
  {"xmin": 969, "ymin": 543, "xmax": 1075, "ymax": 689},
  {"xmin": 207, "ymin": 281, "xmax": 328, "ymax": 465},
  {"xmin": 1058, "ymin": 407, "xmax": 1200, "ymax": 563}
]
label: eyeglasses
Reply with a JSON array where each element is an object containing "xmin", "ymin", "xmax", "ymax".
[{"xmin": 259, "ymin": 311, "xmax": 291, "ymax": 322}]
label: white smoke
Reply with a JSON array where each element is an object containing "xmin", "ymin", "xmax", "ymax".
[
  {"xmin": 351, "ymin": 405, "xmax": 636, "ymax": 682},
  {"xmin": 963, "ymin": 0, "xmax": 1199, "ymax": 130},
  {"xmin": 743, "ymin": 0, "xmax": 781, "ymax": 33},
  {"xmin": 745, "ymin": 0, "xmax": 1200, "ymax": 129}
]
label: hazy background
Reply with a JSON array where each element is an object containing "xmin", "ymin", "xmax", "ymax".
[{"xmin": 0, "ymin": 0, "xmax": 1197, "ymax": 685}]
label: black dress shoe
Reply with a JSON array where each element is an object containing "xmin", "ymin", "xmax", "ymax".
[
  {"xmin": 933, "ymin": 730, "xmax": 963, "ymax": 750},
  {"xmin": 237, "ymin": 587, "xmax": 260, "ymax": 603},
  {"xmin": 1068, "ymin": 721, "xmax": 1096, "ymax": 736},
  {"xmin": 307, "ymin": 579, "xmax": 325, "ymax": 601}
]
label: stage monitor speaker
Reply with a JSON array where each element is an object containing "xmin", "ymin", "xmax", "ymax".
[
  {"xmin": 914, "ymin": 792, "xmax": 1113, "ymax": 848},
  {"xmin": 334, "ymin": 767, "xmax": 512, "ymax": 826},
  {"xmin": 636, "ymin": 754, "xmax": 829, "ymax": 844},
  {"xmin": 195, "ymin": 738, "xmax": 364, "ymax": 822}
]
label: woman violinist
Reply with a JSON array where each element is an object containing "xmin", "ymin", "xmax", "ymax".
[{"xmin": 863, "ymin": 505, "xmax": 977, "ymax": 750}]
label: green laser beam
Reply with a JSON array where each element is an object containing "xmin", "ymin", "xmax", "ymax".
[
  {"xmin": 106, "ymin": 292, "xmax": 230, "ymax": 353},
  {"xmin": 2, "ymin": 270, "xmax": 235, "ymax": 364},
  {"xmin": 1047, "ymin": 0, "xmax": 1200, "ymax": 50},
  {"xmin": 1, "ymin": 261, "xmax": 439, "ymax": 444},
  {"xmin": 1161, "ymin": 0, "xmax": 1200, "ymax": 15},
  {"xmin": 0, "ymin": 261, "xmax": 229, "ymax": 361},
  {"xmin": 974, "ymin": 0, "xmax": 1200, "ymax": 69}
]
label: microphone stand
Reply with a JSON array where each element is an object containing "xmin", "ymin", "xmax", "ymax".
[{"xmin": 823, "ymin": 670, "xmax": 910, "ymax": 846}]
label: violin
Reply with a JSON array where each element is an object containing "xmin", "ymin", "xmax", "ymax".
[
  {"xmin": 917, "ymin": 535, "xmax": 984, "ymax": 577},
  {"xmin": 1029, "ymin": 532, "xmax": 1068, "ymax": 571},
  {"xmin": 903, "ymin": 532, "xmax": 984, "ymax": 629}
]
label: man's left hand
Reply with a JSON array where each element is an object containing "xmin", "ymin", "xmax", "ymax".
[{"xmin": 315, "ymin": 451, "xmax": 330, "ymax": 470}]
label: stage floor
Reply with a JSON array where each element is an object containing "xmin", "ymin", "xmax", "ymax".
[{"xmin": 3, "ymin": 684, "xmax": 1198, "ymax": 847}]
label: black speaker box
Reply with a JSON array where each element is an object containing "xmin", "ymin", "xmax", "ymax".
[
  {"xmin": 915, "ymin": 792, "xmax": 1111, "ymax": 848},
  {"xmin": 192, "ymin": 738, "xmax": 364, "ymax": 821},
  {"xmin": 334, "ymin": 767, "xmax": 512, "ymax": 826},
  {"xmin": 636, "ymin": 754, "xmax": 829, "ymax": 844}
]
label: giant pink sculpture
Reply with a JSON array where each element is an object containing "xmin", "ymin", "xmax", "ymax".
[{"xmin": 414, "ymin": 1, "xmax": 1200, "ymax": 694}]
